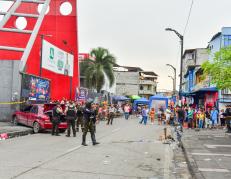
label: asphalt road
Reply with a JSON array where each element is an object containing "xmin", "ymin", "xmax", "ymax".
[
  {"xmin": 182, "ymin": 129, "xmax": 231, "ymax": 179},
  {"xmin": 0, "ymin": 116, "xmax": 176, "ymax": 179}
]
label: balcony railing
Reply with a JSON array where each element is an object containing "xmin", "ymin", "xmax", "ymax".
[
  {"xmin": 139, "ymin": 80, "xmax": 155, "ymax": 85},
  {"xmin": 139, "ymin": 90, "xmax": 155, "ymax": 95}
]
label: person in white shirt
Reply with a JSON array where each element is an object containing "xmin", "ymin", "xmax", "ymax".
[{"xmin": 107, "ymin": 104, "xmax": 116, "ymax": 125}]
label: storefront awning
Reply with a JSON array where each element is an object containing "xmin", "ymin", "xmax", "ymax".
[
  {"xmin": 192, "ymin": 87, "xmax": 218, "ymax": 93},
  {"xmin": 181, "ymin": 87, "xmax": 218, "ymax": 97}
]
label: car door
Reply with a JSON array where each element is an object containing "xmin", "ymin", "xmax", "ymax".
[
  {"xmin": 20, "ymin": 106, "xmax": 32, "ymax": 125},
  {"xmin": 27, "ymin": 105, "xmax": 39, "ymax": 127}
]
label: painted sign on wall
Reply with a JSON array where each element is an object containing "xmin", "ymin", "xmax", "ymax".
[
  {"xmin": 42, "ymin": 40, "xmax": 74, "ymax": 77},
  {"xmin": 188, "ymin": 70, "xmax": 194, "ymax": 92}
]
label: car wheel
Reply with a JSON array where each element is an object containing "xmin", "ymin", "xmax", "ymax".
[
  {"xmin": 33, "ymin": 122, "xmax": 40, "ymax": 133},
  {"xmin": 59, "ymin": 129, "xmax": 66, "ymax": 133},
  {"xmin": 12, "ymin": 116, "xmax": 18, "ymax": 126}
]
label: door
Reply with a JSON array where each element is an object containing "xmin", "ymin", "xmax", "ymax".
[{"xmin": 27, "ymin": 105, "xmax": 39, "ymax": 127}]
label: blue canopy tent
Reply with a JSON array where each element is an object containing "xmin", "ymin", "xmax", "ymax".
[
  {"xmin": 149, "ymin": 95, "xmax": 168, "ymax": 112},
  {"xmin": 133, "ymin": 98, "xmax": 149, "ymax": 111}
]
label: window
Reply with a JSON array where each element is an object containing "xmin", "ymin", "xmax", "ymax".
[
  {"xmin": 30, "ymin": 106, "xmax": 38, "ymax": 114},
  {"xmin": 222, "ymin": 89, "xmax": 231, "ymax": 95},
  {"xmin": 224, "ymin": 35, "xmax": 231, "ymax": 47}
]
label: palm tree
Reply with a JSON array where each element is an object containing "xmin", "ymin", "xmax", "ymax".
[{"xmin": 80, "ymin": 47, "xmax": 116, "ymax": 93}]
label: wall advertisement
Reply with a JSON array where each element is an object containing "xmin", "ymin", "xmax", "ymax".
[
  {"xmin": 21, "ymin": 73, "xmax": 50, "ymax": 101},
  {"xmin": 42, "ymin": 40, "xmax": 74, "ymax": 77}
]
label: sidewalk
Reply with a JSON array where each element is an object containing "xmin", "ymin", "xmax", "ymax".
[
  {"xmin": 0, "ymin": 122, "xmax": 33, "ymax": 139},
  {"xmin": 181, "ymin": 128, "xmax": 231, "ymax": 179}
]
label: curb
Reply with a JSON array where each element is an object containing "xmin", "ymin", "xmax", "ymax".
[
  {"xmin": 180, "ymin": 138, "xmax": 205, "ymax": 179},
  {"xmin": 1, "ymin": 129, "xmax": 33, "ymax": 140}
]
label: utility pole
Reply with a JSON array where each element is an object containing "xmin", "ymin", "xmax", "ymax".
[
  {"xmin": 166, "ymin": 64, "xmax": 176, "ymax": 96},
  {"xmin": 165, "ymin": 28, "xmax": 184, "ymax": 99},
  {"xmin": 168, "ymin": 75, "xmax": 175, "ymax": 96}
]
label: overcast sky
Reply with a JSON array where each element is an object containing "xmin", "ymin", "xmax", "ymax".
[
  {"xmin": 1, "ymin": 0, "xmax": 231, "ymax": 91},
  {"xmin": 77, "ymin": 0, "xmax": 231, "ymax": 91}
]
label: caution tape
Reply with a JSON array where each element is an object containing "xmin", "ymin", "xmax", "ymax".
[{"xmin": 0, "ymin": 101, "xmax": 26, "ymax": 105}]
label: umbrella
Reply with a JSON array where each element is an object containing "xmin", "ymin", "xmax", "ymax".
[{"xmin": 130, "ymin": 95, "xmax": 141, "ymax": 100}]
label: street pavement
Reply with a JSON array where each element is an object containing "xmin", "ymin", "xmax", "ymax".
[
  {"xmin": 0, "ymin": 122, "xmax": 33, "ymax": 139},
  {"xmin": 0, "ymin": 116, "xmax": 183, "ymax": 179},
  {"xmin": 182, "ymin": 128, "xmax": 231, "ymax": 179}
]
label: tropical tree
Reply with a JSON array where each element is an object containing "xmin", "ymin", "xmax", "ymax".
[
  {"xmin": 201, "ymin": 46, "xmax": 231, "ymax": 90},
  {"xmin": 80, "ymin": 47, "xmax": 116, "ymax": 93}
]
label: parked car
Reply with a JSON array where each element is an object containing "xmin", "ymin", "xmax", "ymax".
[{"xmin": 12, "ymin": 103, "xmax": 67, "ymax": 133}]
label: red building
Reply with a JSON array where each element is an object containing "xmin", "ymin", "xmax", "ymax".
[{"xmin": 0, "ymin": 0, "xmax": 79, "ymax": 100}]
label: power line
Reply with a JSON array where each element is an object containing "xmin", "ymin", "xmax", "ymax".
[{"xmin": 183, "ymin": 0, "xmax": 194, "ymax": 36}]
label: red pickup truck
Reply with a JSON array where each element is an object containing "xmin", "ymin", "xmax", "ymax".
[{"xmin": 12, "ymin": 104, "xmax": 67, "ymax": 133}]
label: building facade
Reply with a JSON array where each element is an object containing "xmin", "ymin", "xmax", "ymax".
[
  {"xmin": 0, "ymin": 1, "xmax": 79, "ymax": 120},
  {"xmin": 208, "ymin": 27, "xmax": 231, "ymax": 110},
  {"xmin": 182, "ymin": 27, "xmax": 231, "ymax": 110},
  {"xmin": 114, "ymin": 66, "xmax": 158, "ymax": 98}
]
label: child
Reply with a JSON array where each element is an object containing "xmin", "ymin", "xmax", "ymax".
[
  {"xmin": 149, "ymin": 108, "xmax": 155, "ymax": 124},
  {"xmin": 197, "ymin": 108, "xmax": 205, "ymax": 129}
]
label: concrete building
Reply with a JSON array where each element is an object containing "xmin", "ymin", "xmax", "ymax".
[
  {"xmin": 139, "ymin": 71, "xmax": 158, "ymax": 99},
  {"xmin": 182, "ymin": 27, "xmax": 231, "ymax": 110},
  {"xmin": 114, "ymin": 66, "xmax": 158, "ymax": 98},
  {"xmin": 182, "ymin": 48, "xmax": 209, "ymax": 94}
]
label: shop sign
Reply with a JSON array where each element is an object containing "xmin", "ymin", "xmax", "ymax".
[{"xmin": 42, "ymin": 40, "xmax": 74, "ymax": 77}]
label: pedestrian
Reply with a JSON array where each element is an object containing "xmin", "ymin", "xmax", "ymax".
[
  {"xmin": 219, "ymin": 109, "xmax": 225, "ymax": 127},
  {"xmin": 210, "ymin": 106, "xmax": 219, "ymax": 128},
  {"xmin": 124, "ymin": 103, "xmax": 130, "ymax": 120},
  {"xmin": 205, "ymin": 108, "xmax": 211, "ymax": 129},
  {"xmin": 157, "ymin": 108, "xmax": 162, "ymax": 125},
  {"xmin": 225, "ymin": 105, "xmax": 231, "ymax": 133},
  {"xmin": 107, "ymin": 104, "xmax": 116, "ymax": 125},
  {"xmin": 82, "ymin": 102, "xmax": 99, "ymax": 146},
  {"xmin": 197, "ymin": 108, "xmax": 205, "ymax": 129},
  {"xmin": 51, "ymin": 103, "xmax": 64, "ymax": 136},
  {"xmin": 149, "ymin": 108, "xmax": 155, "ymax": 124},
  {"xmin": 165, "ymin": 106, "xmax": 172, "ymax": 125},
  {"xmin": 140, "ymin": 105, "xmax": 148, "ymax": 125},
  {"xmin": 177, "ymin": 106, "xmax": 185, "ymax": 131},
  {"xmin": 187, "ymin": 106, "xmax": 194, "ymax": 129},
  {"xmin": 76, "ymin": 103, "xmax": 84, "ymax": 132},
  {"xmin": 65, "ymin": 101, "xmax": 77, "ymax": 137}
]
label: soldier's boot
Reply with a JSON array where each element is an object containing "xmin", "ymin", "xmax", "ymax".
[
  {"xmin": 81, "ymin": 135, "xmax": 88, "ymax": 146},
  {"xmin": 81, "ymin": 127, "xmax": 84, "ymax": 132},
  {"xmin": 91, "ymin": 132, "xmax": 99, "ymax": 145},
  {"xmin": 73, "ymin": 130, "xmax": 76, "ymax": 137},
  {"xmin": 66, "ymin": 129, "xmax": 70, "ymax": 137}
]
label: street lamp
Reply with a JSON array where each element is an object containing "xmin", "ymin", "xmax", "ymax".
[
  {"xmin": 166, "ymin": 64, "xmax": 176, "ymax": 96},
  {"xmin": 165, "ymin": 27, "xmax": 184, "ymax": 98},
  {"xmin": 39, "ymin": 34, "xmax": 52, "ymax": 77},
  {"xmin": 168, "ymin": 75, "xmax": 175, "ymax": 96}
]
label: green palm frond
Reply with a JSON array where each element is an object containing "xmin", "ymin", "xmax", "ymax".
[{"xmin": 83, "ymin": 47, "xmax": 116, "ymax": 92}]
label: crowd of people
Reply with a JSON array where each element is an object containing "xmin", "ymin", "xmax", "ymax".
[
  {"xmin": 132, "ymin": 103, "xmax": 231, "ymax": 132},
  {"xmin": 49, "ymin": 98, "xmax": 231, "ymax": 146}
]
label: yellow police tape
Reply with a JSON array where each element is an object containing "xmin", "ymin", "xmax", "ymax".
[{"xmin": 0, "ymin": 101, "xmax": 26, "ymax": 105}]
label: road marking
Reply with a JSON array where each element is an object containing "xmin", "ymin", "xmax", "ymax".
[
  {"xmin": 204, "ymin": 144, "xmax": 231, "ymax": 149},
  {"xmin": 112, "ymin": 128, "xmax": 120, "ymax": 133},
  {"xmin": 66, "ymin": 145, "xmax": 82, "ymax": 153},
  {"xmin": 199, "ymin": 168, "xmax": 230, "ymax": 173},
  {"xmin": 191, "ymin": 153, "xmax": 231, "ymax": 157}
]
